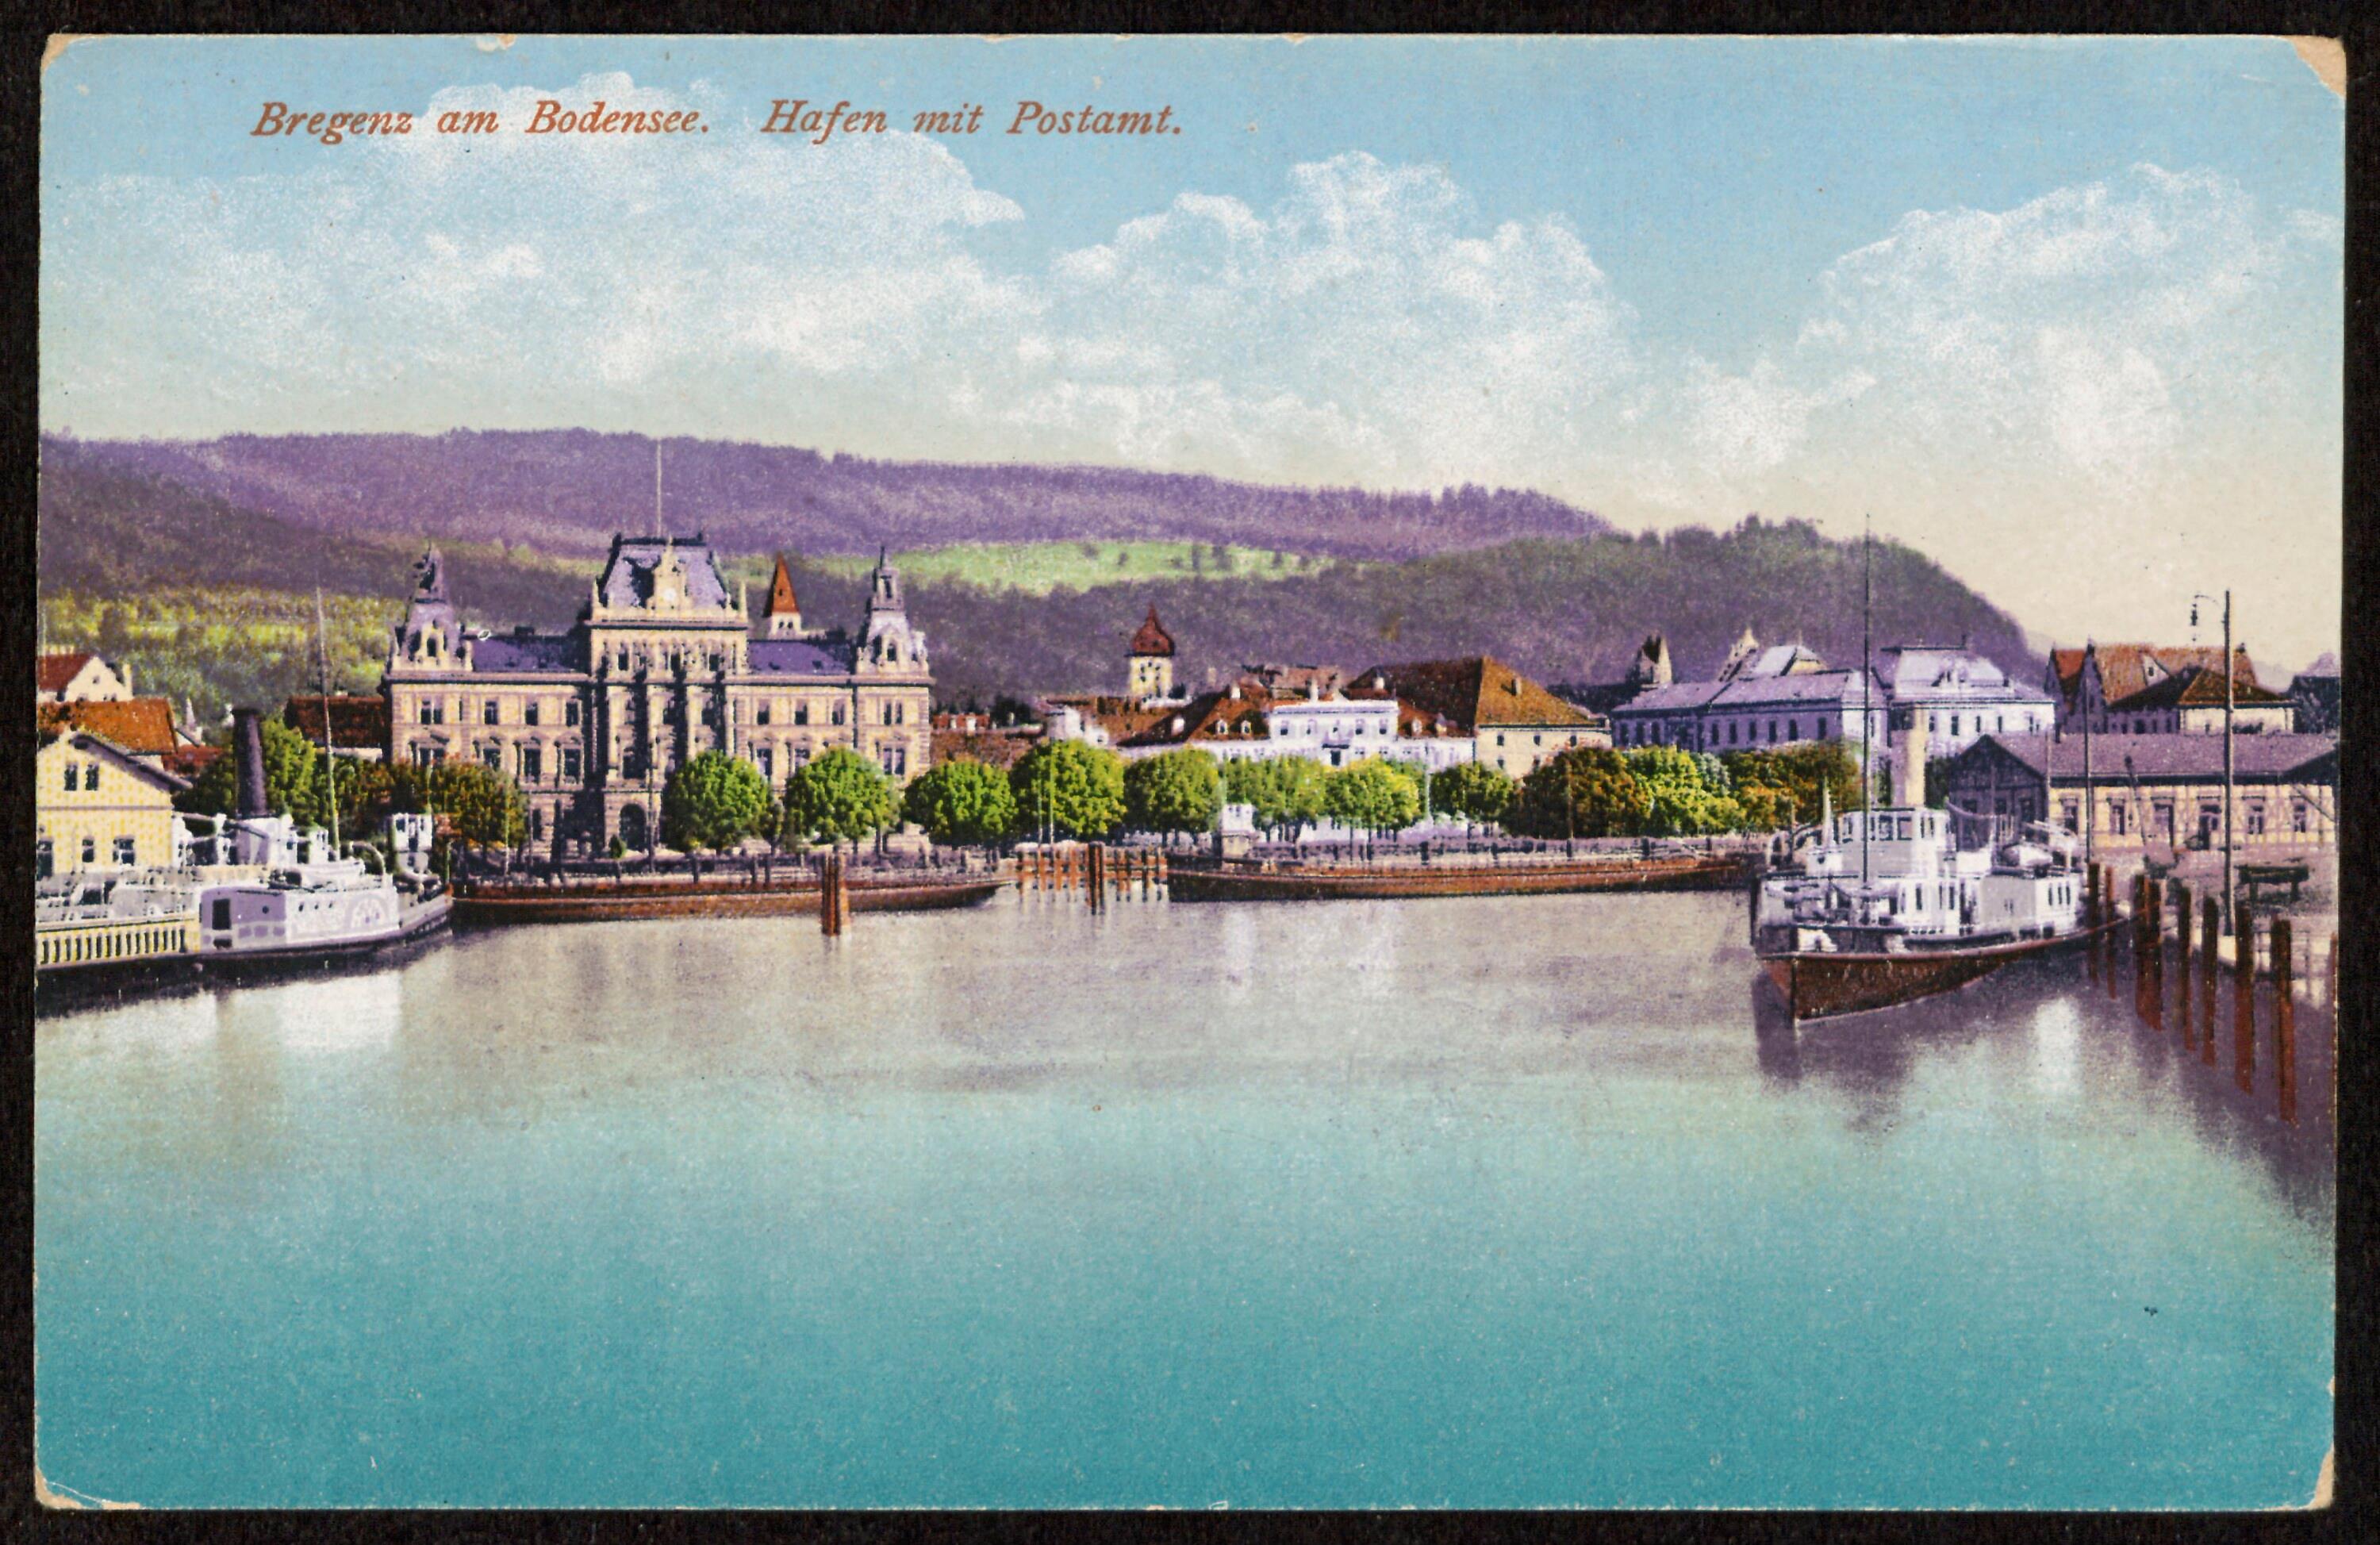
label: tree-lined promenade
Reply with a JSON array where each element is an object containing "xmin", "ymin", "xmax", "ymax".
[{"xmin": 188, "ymin": 728, "xmax": 1878, "ymax": 869}]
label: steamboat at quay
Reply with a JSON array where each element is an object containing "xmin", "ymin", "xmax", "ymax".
[
  {"xmin": 36, "ymin": 709, "xmax": 451, "ymax": 993},
  {"xmin": 1752, "ymin": 717, "xmax": 2116, "ymax": 1022}
]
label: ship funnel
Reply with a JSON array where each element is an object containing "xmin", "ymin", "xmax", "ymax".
[
  {"xmin": 232, "ymin": 706, "xmax": 270, "ymax": 818},
  {"xmin": 1894, "ymin": 705, "xmax": 1929, "ymax": 808}
]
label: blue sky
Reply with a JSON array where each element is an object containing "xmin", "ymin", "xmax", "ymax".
[{"xmin": 40, "ymin": 35, "xmax": 2344, "ymax": 667}]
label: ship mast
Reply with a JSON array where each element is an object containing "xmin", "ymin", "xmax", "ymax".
[
  {"xmin": 1860, "ymin": 515, "xmax": 1872, "ymax": 889},
  {"xmin": 314, "ymin": 585, "xmax": 340, "ymax": 851}
]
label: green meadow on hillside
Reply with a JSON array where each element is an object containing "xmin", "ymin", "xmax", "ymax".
[{"xmin": 792, "ymin": 540, "xmax": 1325, "ymax": 595}]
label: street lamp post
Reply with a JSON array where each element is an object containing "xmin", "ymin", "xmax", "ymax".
[{"xmin": 2190, "ymin": 591, "xmax": 2236, "ymax": 932}]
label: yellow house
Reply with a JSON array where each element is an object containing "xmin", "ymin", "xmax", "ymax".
[{"xmin": 36, "ymin": 728, "xmax": 189, "ymax": 878}]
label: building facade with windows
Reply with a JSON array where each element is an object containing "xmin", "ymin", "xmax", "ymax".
[
  {"xmin": 36, "ymin": 728, "xmax": 190, "ymax": 877},
  {"xmin": 1875, "ymin": 644, "xmax": 2057, "ymax": 756},
  {"xmin": 382, "ymin": 542, "xmax": 932, "ymax": 853},
  {"xmin": 1940, "ymin": 732, "xmax": 2336, "ymax": 854}
]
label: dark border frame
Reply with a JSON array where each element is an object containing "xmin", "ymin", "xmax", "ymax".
[{"xmin": 0, "ymin": 6, "xmax": 2366, "ymax": 1541}]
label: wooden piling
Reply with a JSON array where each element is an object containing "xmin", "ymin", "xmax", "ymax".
[
  {"xmin": 2202, "ymin": 897, "xmax": 2221, "ymax": 1066},
  {"xmin": 1086, "ymin": 842, "xmax": 1106, "ymax": 910},
  {"xmin": 2233, "ymin": 913, "xmax": 2256, "ymax": 1093},
  {"xmin": 2144, "ymin": 877, "xmax": 2165, "ymax": 1031},
  {"xmin": 2173, "ymin": 880, "xmax": 2192, "ymax": 1046},
  {"xmin": 2273, "ymin": 917, "xmax": 2296, "ymax": 1124},
  {"xmin": 820, "ymin": 851, "xmax": 846, "ymax": 936}
]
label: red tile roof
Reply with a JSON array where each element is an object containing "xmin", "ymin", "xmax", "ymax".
[
  {"xmin": 282, "ymin": 694, "xmax": 390, "ymax": 751},
  {"xmin": 162, "ymin": 744, "xmax": 225, "ymax": 782},
  {"xmin": 36, "ymin": 698, "xmax": 179, "ymax": 756},
  {"xmin": 2106, "ymin": 664, "xmax": 2290, "ymax": 713},
  {"xmin": 2052, "ymin": 644, "xmax": 2260, "ymax": 709},
  {"xmin": 36, "ymin": 651, "xmax": 97, "ymax": 693},
  {"xmin": 1351, "ymin": 657, "xmax": 1602, "ymax": 732},
  {"xmin": 930, "ymin": 728, "xmax": 1038, "ymax": 771}
]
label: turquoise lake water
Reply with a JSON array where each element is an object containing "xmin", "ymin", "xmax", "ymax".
[{"xmin": 35, "ymin": 892, "xmax": 2332, "ymax": 1507}]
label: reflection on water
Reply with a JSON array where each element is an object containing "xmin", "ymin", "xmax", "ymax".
[{"xmin": 37, "ymin": 893, "xmax": 2332, "ymax": 1508}]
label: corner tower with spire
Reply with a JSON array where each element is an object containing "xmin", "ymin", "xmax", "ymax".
[{"xmin": 1128, "ymin": 605, "xmax": 1177, "ymax": 701}]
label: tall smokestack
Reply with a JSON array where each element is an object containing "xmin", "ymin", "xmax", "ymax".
[
  {"xmin": 232, "ymin": 706, "xmax": 269, "ymax": 818},
  {"xmin": 1894, "ymin": 705, "xmax": 1929, "ymax": 809}
]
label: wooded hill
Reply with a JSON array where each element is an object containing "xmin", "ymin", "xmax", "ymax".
[{"xmin": 38, "ymin": 439, "xmax": 2040, "ymax": 719}]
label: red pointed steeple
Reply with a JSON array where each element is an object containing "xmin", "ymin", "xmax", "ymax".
[{"xmin": 766, "ymin": 554, "xmax": 800, "ymax": 617}]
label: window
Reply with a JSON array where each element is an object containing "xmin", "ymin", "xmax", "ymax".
[
  {"xmin": 831, "ymin": 703, "xmax": 846, "ymax": 727},
  {"xmin": 520, "ymin": 746, "xmax": 543, "ymax": 783},
  {"xmin": 419, "ymin": 701, "xmax": 443, "ymax": 725},
  {"xmin": 2246, "ymin": 801, "xmax": 2266, "ymax": 836},
  {"xmin": 2294, "ymin": 801, "xmax": 2311, "ymax": 834},
  {"xmin": 413, "ymin": 744, "xmax": 443, "ymax": 768},
  {"xmin": 530, "ymin": 809, "xmax": 545, "ymax": 840},
  {"xmin": 2108, "ymin": 801, "xmax": 2128, "ymax": 836},
  {"xmin": 1951, "ymin": 715, "xmax": 1962, "ymax": 737},
  {"xmin": 1495, "ymin": 733, "xmax": 1507, "ymax": 747},
  {"xmin": 758, "ymin": 701, "xmax": 772, "ymax": 726},
  {"xmin": 561, "ymin": 748, "xmax": 582, "ymax": 782},
  {"xmin": 35, "ymin": 840, "xmax": 52, "ymax": 881},
  {"xmin": 481, "ymin": 745, "xmax": 502, "ymax": 771},
  {"xmin": 2061, "ymin": 800, "xmax": 2079, "ymax": 829},
  {"xmin": 524, "ymin": 701, "xmax": 541, "ymax": 727},
  {"xmin": 61, "ymin": 765, "xmax": 76, "ymax": 792},
  {"xmin": 756, "ymin": 747, "xmax": 774, "ymax": 779},
  {"xmin": 482, "ymin": 700, "xmax": 500, "ymax": 725},
  {"xmin": 881, "ymin": 744, "xmax": 907, "ymax": 777},
  {"xmin": 794, "ymin": 747, "xmax": 812, "ymax": 767},
  {"xmin": 80, "ymin": 837, "xmax": 95, "ymax": 865},
  {"xmin": 795, "ymin": 703, "xmax": 810, "ymax": 726},
  {"xmin": 565, "ymin": 700, "xmax": 582, "ymax": 727},
  {"xmin": 1534, "ymin": 733, "xmax": 1543, "ymax": 746},
  {"xmin": 616, "ymin": 650, "xmax": 631, "ymax": 671},
  {"xmin": 84, "ymin": 764, "xmax": 99, "ymax": 791},
  {"xmin": 1788, "ymin": 719, "xmax": 1800, "ymax": 740},
  {"xmin": 113, "ymin": 836, "xmax": 136, "ymax": 866}
]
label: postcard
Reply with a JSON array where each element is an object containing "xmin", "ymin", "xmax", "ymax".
[{"xmin": 33, "ymin": 33, "xmax": 2340, "ymax": 1508}]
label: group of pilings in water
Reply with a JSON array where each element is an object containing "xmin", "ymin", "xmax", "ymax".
[
  {"xmin": 1015, "ymin": 844, "xmax": 1170, "ymax": 910},
  {"xmin": 2082, "ymin": 861, "xmax": 2336, "ymax": 1127}
]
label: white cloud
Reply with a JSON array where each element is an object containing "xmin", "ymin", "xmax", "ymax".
[
  {"xmin": 1769, "ymin": 163, "xmax": 2306, "ymax": 488},
  {"xmin": 987, "ymin": 152, "xmax": 1637, "ymax": 487}
]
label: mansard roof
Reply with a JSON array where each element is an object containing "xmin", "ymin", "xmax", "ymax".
[
  {"xmin": 747, "ymin": 636, "xmax": 860, "ymax": 675},
  {"xmin": 597, "ymin": 534, "xmax": 734, "ymax": 611},
  {"xmin": 470, "ymin": 633, "xmax": 581, "ymax": 673}
]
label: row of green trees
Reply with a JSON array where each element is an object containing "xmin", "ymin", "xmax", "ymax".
[
  {"xmin": 178, "ymin": 718, "xmax": 531, "ymax": 851},
  {"xmin": 180, "ymin": 720, "xmax": 1870, "ymax": 857}
]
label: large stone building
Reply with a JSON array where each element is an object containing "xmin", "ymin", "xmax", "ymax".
[
  {"xmin": 1873, "ymin": 644, "xmax": 2058, "ymax": 755},
  {"xmin": 382, "ymin": 540, "xmax": 932, "ymax": 854},
  {"xmin": 1608, "ymin": 632, "xmax": 1886, "ymax": 756}
]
